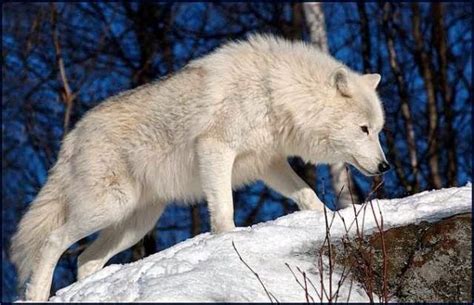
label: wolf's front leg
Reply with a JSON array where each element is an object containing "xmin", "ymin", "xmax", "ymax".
[
  {"xmin": 196, "ymin": 138, "xmax": 236, "ymax": 234},
  {"xmin": 262, "ymin": 158, "xmax": 325, "ymax": 212}
]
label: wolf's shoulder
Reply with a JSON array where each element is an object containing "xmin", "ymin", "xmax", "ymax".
[{"xmin": 191, "ymin": 33, "xmax": 339, "ymax": 73}]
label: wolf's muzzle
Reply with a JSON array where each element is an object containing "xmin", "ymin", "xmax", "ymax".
[{"xmin": 378, "ymin": 161, "xmax": 391, "ymax": 173}]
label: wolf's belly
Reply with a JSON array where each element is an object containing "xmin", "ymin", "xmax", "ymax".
[{"xmin": 134, "ymin": 146, "xmax": 270, "ymax": 205}]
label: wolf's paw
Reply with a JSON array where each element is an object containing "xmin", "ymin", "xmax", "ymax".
[
  {"xmin": 294, "ymin": 188, "xmax": 325, "ymax": 212},
  {"xmin": 25, "ymin": 284, "xmax": 49, "ymax": 302},
  {"xmin": 211, "ymin": 220, "xmax": 236, "ymax": 234},
  {"xmin": 304, "ymin": 202, "xmax": 325, "ymax": 212}
]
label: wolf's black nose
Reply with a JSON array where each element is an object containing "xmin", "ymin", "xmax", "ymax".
[{"xmin": 378, "ymin": 161, "xmax": 391, "ymax": 173}]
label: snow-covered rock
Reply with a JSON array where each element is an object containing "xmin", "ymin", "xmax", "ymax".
[{"xmin": 51, "ymin": 184, "xmax": 471, "ymax": 302}]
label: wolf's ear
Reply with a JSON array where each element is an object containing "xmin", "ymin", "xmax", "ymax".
[
  {"xmin": 362, "ymin": 73, "xmax": 381, "ymax": 89},
  {"xmin": 330, "ymin": 67, "xmax": 352, "ymax": 97}
]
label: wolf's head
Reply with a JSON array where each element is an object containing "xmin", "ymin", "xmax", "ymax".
[
  {"xmin": 325, "ymin": 67, "xmax": 390, "ymax": 176},
  {"xmin": 280, "ymin": 65, "xmax": 390, "ymax": 176}
]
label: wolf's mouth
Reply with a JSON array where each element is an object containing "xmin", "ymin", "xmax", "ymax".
[{"xmin": 350, "ymin": 157, "xmax": 378, "ymax": 176}]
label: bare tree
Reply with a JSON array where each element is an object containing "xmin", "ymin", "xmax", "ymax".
[
  {"xmin": 51, "ymin": 3, "xmax": 76, "ymax": 135},
  {"xmin": 410, "ymin": 3, "xmax": 443, "ymax": 189},
  {"xmin": 431, "ymin": 3, "xmax": 457, "ymax": 187},
  {"xmin": 380, "ymin": 3, "xmax": 421, "ymax": 193}
]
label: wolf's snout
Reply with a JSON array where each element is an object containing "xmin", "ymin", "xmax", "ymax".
[{"xmin": 378, "ymin": 161, "xmax": 391, "ymax": 173}]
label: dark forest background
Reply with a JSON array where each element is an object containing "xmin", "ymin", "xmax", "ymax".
[{"xmin": 2, "ymin": 2, "xmax": 471, "ymax": 302}]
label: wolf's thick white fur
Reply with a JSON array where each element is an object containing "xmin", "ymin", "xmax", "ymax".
[{"xmin": 11, "ymin": 34, "xmax": 388, "ymax": 301}]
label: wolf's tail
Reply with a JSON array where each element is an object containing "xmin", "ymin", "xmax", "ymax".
[{"xmin": 10, "ymin": 173, "xmax": 66, "ymax": 287}]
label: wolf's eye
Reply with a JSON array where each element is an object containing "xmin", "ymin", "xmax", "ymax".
[{"xmin": 360, "ymin": 125, "xmax": 369, "ymax": 134}]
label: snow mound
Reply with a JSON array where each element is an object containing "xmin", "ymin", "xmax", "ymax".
[{"xmin": 51, "ymin": 184, "xmax": 472, "ymax": 302}]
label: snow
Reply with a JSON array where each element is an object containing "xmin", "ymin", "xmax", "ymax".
[{"xmin": 50, "ymin": 184, "xmax": 472, "ymax": 302}]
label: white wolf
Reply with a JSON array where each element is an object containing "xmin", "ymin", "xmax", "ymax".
[{"xmin": 11, "ymin": 34, "xmax": 390, "ymax": 301}]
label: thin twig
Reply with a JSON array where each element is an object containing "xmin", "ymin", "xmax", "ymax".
[
  {"xmin": 286, "ymin": 263, "xmax": 318, "ymax": 302},
  {"xmin": 232, "ymin": 241, "xmax": 278, "ymax": 303},
  {"xmin": 304, "ymin": 271, "xmax": 323, "ymax": 301},
  {"xmin": 322, "ymin": 205, "xmax": 333, "ymax": 303},
  {"xmin": 346, "ymin": 275, "xmax": 354, "ymax": 303},
  {"xmin": 51, "ymin": 3, "xmax": 76, "ymax": 135},
  {"xmin": 369, "ymin": 198, "xmax": 389, "ymax": 303},
  {"xmin": 302, "ymin": 270, "xmax": 312, "ymax": 303}
]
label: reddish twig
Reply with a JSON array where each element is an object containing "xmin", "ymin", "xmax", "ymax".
[
  {"xmin": 368, "ymin": 198, "xmax": 389, "ymax": 303},
  {"xmin": 285, "ymin": 263, "xmax": 317, "ymax": 302},
  {"xmin": 232, "ymin": 241, "xmax": 278, "ymax": 303}
]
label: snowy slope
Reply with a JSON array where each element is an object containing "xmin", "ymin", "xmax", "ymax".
[{"xmin": 51, "ymin": 184, "xmax": 472, "ymax": 302}]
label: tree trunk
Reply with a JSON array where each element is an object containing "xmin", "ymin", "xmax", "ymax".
[
  {"xmin": 357, "ymin": 2, "xmax": 386, "ymax": 198},
  {"xmin": 411, "ymin": 3, "xmax": 443, "ymax": 189},
  {"xmin": 357, "ymin": 3, "xmax": 372, "ymax": 74},
  {"xmin": 431, "ymin": 3, "xmax": 457, "ymax": 186},
  {"xmin": 380, "ymin": 3, "xmax": 421, "ymax": 193},
  {"xmin": 303, "ymin": 3, "xmax": 328, "ymax": 52}
]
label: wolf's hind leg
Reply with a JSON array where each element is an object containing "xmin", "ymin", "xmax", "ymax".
[
  {"xmin": 77, "ymin": 202, "xmax": 165, "ymax": 280},
  {"xmin": 261, "ymin": 158, "xmax": 325, "ymax": 211},
  {"xmin": 25, "ymin": 220, "xmax": 113, "ymax": 301},
  {"xmin": 25, "ymin": 179, "xmax": 138, "ymax": 301}
]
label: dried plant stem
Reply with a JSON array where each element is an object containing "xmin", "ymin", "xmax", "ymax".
[{"xmin": 232, "ymin": 241, "xmax": 278, "ymax": 303}]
